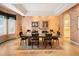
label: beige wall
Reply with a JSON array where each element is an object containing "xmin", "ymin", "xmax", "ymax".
[
  {"xmin": 69, "ymin": 4, "xmax": 79, "ymax": 43},
  {"xmin": 59, "ymin": 14, "xmax": 64, "ymax": 38},
  {"xmin": 16, "ymin": 15, "xmax": 22, "ymax": 37},
  {"xmin": 59, "ymin": 4, "xmax": 79, "ymax": 43},
  {"xmin": 48, "ymin": 16, "xmax": 59, "ymax": 32},
  {"xmin": 22, "ymin": 16, "xmax": 59, "ymax": 33}
]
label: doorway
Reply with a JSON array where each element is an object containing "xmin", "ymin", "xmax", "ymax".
[{"xmin": 64, "ymin": 13, "xmax": 70, "ymax": 42}]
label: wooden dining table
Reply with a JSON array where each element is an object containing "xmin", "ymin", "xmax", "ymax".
[
  {"xmin": 22, "ymin": 34, "xmax": 59, "ymax": 46},
  {"xmin": 23, "ymin": 34, "xmax": 59, "ymax": 39}
]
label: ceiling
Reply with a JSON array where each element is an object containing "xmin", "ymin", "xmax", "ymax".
[
  {"xmin": 0, "ymin": 4, "xmax": 17, "ymax": 15},
  {"xmin": 0, "ymin": 3, "xmax": 77, "ymax": 16},
  {"xmin": 22, "ymin": 3, "xmax": 77, "ymax": 16}
]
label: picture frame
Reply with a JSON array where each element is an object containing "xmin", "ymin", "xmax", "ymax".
[
  {"xmin": 32, "ymin": 22, "xmax": 38, "ymax": 27},
  {"xmin": 42, "ymin": 21, "xmax": 48, "ymax": 28}
]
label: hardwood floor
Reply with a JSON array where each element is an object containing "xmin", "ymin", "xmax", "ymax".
[{"xmin": 0, "ymin": 38, "xmax": 79, "ymax": 56}]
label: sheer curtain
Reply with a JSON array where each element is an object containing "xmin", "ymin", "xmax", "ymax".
[
  {"xmin": 8, "ymin": 17, "xmax": 16, "ymax": 34},
  {"xmin": 0, "ymin": 15, "xmax": 7, "ymax": 36}
]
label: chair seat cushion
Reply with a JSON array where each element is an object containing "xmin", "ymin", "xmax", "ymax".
[{"xmin": 52, "ymin": 36, "xmax": 58, "ymax": 39}]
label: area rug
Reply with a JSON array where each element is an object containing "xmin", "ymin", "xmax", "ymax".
[{"xmin": 17, "ymin": 45, "xmax": 63, "ymax": 50}]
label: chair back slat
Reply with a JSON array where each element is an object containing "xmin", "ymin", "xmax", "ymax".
[
  {"xmin": 45, "ymin": 33, "xmax": 52, "ymax": 40},
  {"xmin": 32, "ymin": 33, "xmax": 39, "ymax": 40}
]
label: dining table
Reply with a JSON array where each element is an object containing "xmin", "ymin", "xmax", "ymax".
[{"xmin": 21, "ymin": 33, "xmax": 59, "ymax": 46}]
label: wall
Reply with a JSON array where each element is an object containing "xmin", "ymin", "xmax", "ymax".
[
  {"xmin": 69, "ymin": 4, "xmax": 79, "ymax": 43},
  {"xmin": 59, "ymin": 4, "xmax": 79, "ymax": 43},
  {"xmin": 16, "ymin": 15, "xmax": 22, "ymax": 37},
  {"xmin": 59, "ymin": 14, "xmax": 64, "ymax": 38},
  {"xmin": 22, "ymin": 16, "xmax": 59, "ymax": 33},
  {"xmin": 48, "ymin": 16, "xmax": 59, "ymax": 32}
]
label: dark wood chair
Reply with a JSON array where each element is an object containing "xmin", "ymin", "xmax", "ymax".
[
  {"xmin": 19, "ymin": 32, "xmax": 26, "ymax": 45},
  {"xmin": 42, "ymin": 31, "xmax": 48, "ymax": 44},
  {"xmin": 42, "ymin": 31, "xmax": 48, "ymax": 34},
  {"xmin": 57, "ymin": 31, "xmax": 61, "ymax": 38},
  {"xmin": 30, "ymin": 33, "xmax": 39, "ymax": 48},
  {"xmin": 52, "ymin": 36, "xmax": 59, "ymax": 45},
  {"xmin": 52, "ymin": 31, "xmax": 61, "ymax": 45},
  {"xmin": 44, "ymin": 33, "xmax": 52, "ymax": 48}
]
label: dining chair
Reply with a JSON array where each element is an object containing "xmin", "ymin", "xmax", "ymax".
[
  {"xmin": 31, "ymin": 33, "xmax": 39, "ymax": 48},
  {"xmin": 52, "ymin": 31, "xmax": 61, "ymax": 46},
  {"xmin": 19, "ymin": 32, "xmax": 26, "ymax": 45},
  {"xmin": 44, "ymin": 33, "xmax": 52, "ymax": 48},
  {"xmin": 42, "ymin": 31, "xmax": 48, "ymax": 34},
  {"xmin": 52, "ymin": 36, "xmax": 59, "ymax": 45}
]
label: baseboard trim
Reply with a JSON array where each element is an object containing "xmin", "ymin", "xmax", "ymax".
[
  {"xmin": 70, "ymin": 40, "xmax": 79, "ymax": 46},
  {"xmin": 0, "ymin": 38, "xmax": 16, "ymax": 45}
]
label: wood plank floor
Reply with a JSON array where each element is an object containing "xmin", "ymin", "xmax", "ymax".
[{"xmin": 0, "ymin": 38, "xmax": 79, "ymax": 56}]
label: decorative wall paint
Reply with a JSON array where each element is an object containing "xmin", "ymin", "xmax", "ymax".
[
  {"xmin": 16, "ymin": 15, "xmax": 22, "ymax": 37},
  {"xmin": 22, "ymin": 16, "xmax": 59, "ymax": 33}
]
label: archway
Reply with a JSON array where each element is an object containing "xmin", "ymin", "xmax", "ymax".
[{"xmin": 64, "ymin": 13, "xmax": 70, "ymax": 42}]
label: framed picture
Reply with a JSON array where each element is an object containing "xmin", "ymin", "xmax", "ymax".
[
  {"xmin": 32, "ymin": 22, "xmax": 38, "ymax": 27},
  {"xmin": 42, "ymin": 21, "xmax": 48, "ymax": 28}
]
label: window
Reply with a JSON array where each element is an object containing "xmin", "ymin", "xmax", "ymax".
[
  {"xmin": 0, "ymin": 11, "xmax": 16, "ymax": 42},
  {"xmin": 8, "ymin": 17, "xmax": 16, "ymax": 34},
  {"xmin": 0, "ymin": 15, "xmax": 7, "ymax": 35}
]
